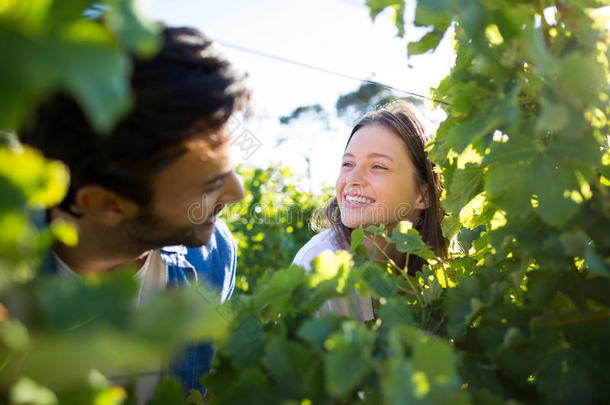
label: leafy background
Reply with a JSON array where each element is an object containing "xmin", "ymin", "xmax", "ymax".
[{"xmin": 1, "ymin": 0, "xmax": 609, "ymax": 404}]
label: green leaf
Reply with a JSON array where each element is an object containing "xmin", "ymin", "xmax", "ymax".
[
  {"xmin": 443, "ymin": 165, "xmax": 485, "ymax": 215},
  {"xmin": 222, "ymin": 315, "xmax": 265, "ymax": 369},
  {"xmin": 408, "ymin": 28, "xmax": 447, "ymax": 56},
  {"xmin": 263, "ymin": 337, "xmax": 317, "ymax": 395},
  {"xmin": 0, "ymin": 12, "xmax": 135, "ymax": 133},
  {"xmin": 103, "ymin": 0, "xmax": 160, "ymax": 57},
  {"xmin": 535, "ymin": 349, "xmax": 601, "ymax": 404},
  {"xmin": 10, "ymin": 377, "xmax": 58, "ymax": 405},
  {"xmin": 50, "ymin": 39, "xmax": 132, "ymax": 134},
  {"xmin": 484, "ymin": 133, "xmax": 538, "ymax": 166},
  {"xmin": 443, "ymin": 269, "xmax": 499, "ymax": 338},
  {"xmin": 48, "ymin": 0, "xmax": 97, "ymax": 22},
  {"xmin": 298, "ymin": 314, "xmax": 345, "ymax": 349},
  {"xmin": 468, "ymin": 389, "xmax": 514, "ymax": 405},
  {"xmin": 533, "ymin": 157, "xmax": 581, "ymax": 228},
  {"xmin": 381, "ymin": 356, "xmax": 423, "ymax": 405},
  {"xmin": 0, "ymin": 146, "xmax": 68, "ymax": 207},
  {"xmin": 49, "ymin": 219, "xmax": 78, "ymax": 247},
  {"xmin": 447, "ymin": 80, "xmax": 490, "ymax": 118},
  {"xmin": 324, "ymin": 321, "xmax": 375, "ymax": 397},
  {"xmin": 91, "ymin": 386, "xmax": 127, "ymax": 405},
  {"xmin": 413, "ymin": 0, "xmax": 453, "ymax": 28},
  {"xmin": 0, "ymin": 0, "xmax": 55, "ymax": 30},
  {"xmin": 485, "ymin": 161, "xmax": 534, "ymax": 216},
  {"xmin": 584, "ymin": 246, "xmax": 609, "ymax": 277},
  {"xmin": 146, "ymin": 377, "xmax": 185, "ymax": 405},
  {"xmin": 441, "ymin": 214, "xmax": 462, "ymax": 241},
  {"xmin": 253, "ymin": 266, "xmax": 306, "ymax": 317},
  {"xmin": 459, "ymin": 193, "xmax": 495, "ymax": 230},
  {"xmin": 35, "ymin": 270, "xmax": 137, "ymax": 329},
  {"xmin": 536, "ymin": 95, "xmax": 569, "ymax": 132},
  {"xmin": 185, "ymin": 389, "xmax": 204, "ymax": 405},
  {"xmin": 359, "ymin": 262, "xmax": 399, "ymax": 299},
  {"xmin": 389, "ymin": 222, "xmax": 435, "ymax": 260},
  {"xmin": 526, "ymin": 270, "xmax": 569, "ymax": 307},
  {"xmin": 0, "ymin": 319, "xmax": 30, "ymax": 351},
  {"xmin": 365, "ymin": 0, "xmax": 403, "ymax": 21},
  {"xmin": 309, "ymin": 250, "xmax": 352, "ymax": 292},
  {"xmin": 435, "ymin": 89, "xmax": 519, "ymax": 157},
  {"xmin": 350, "ymin": 227, "xmax": 365, "ymax": 254},
  {"xmin": 557, "ymin": 52, "xmax": 606, "ymax": 108},
  {"xmin": 392, "ymin": 2, "xmax": 406, "ymax": 37},
  {"xmin": 386, "ymin": 326, "xmax": 469, "ymax": 404},
  {"xmin": 376, "ymin": 297, "xmax": 415, "ymax": 328},
  {"xmin": 469, "ymin": 231, "xmax": 490, "ymax": 261},
  {"xmin": 496, "ymin": 311, "xmax": 610, "ymax": 404},
  {"xmin": 11, "ymin": 280, "xmax": 227, "ymax": 388}
]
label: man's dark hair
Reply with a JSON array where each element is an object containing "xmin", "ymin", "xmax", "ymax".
[{"xmin": 21, "ymin": 26, "xmax": 248, "ymax": 215}]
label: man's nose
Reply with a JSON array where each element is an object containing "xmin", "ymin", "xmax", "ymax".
[{"xmin": 223, "ymin": 170, "xmax": 245, "ymax": 204}]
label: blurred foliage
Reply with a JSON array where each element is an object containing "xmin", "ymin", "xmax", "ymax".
[
  {"xmin": 335, "ymin": 82, "xmax": 423, "ymax": 120},
  {"xmin": 0, "ymin": 0, "xmax": 159, "ymax": 134},
  {"xmin": 279, "ymin": 104, "xmax": 326, "ymax": 125},
  {"xmin": 280, "ymin": 83, "xmax": 426, "ymax": 127},
  {"xmin": 1, "ymin": 272, "xmax": 228, "ymax": 404},
  {"xmin": 0, "ymin": 1, "xmax": 222, "ymax": 404},
  {"xmin": 0, "ymin": 142, "xmax": 70, "ymax": 290}
]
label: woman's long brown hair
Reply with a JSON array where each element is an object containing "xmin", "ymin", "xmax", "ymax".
[{"xmin": 314, "ymin": 100, "xmax": 447, "ymax": 275}]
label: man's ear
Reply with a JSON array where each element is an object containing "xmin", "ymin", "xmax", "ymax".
[
  {"xmin": 414, "ymin": 185, "xmax": 430, "ymax": 210},
  {"xmin": 73, "ymin": 185, "xmax": 139, "ymax": 225}
]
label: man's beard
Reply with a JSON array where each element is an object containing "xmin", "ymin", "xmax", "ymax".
[{"xmin": 119, "ymin": 208, "xmax": 213, "ymax": 253}]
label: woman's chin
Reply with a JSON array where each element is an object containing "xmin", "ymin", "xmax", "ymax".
[{"xmin": 340, "ymin": 214, "xmax": 376, "ymax": 230}]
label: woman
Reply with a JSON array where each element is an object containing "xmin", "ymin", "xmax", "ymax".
[{"xmin": 293, "ymin": 100, "xmax": 447, "ymax": 321}]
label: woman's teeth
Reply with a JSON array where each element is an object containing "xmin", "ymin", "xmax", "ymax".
[{"xmin": 345, "ymin": 195, "xmax": 373, "ymax": 204}]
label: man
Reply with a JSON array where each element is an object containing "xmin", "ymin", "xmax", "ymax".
[{"xmin": 21, "ymin": 25, "xmax": 248, "ymax": 396}]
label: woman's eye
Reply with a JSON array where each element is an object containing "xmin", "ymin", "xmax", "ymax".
[
  {"xmin": 342, "ymin": 161, "xmax": 354, "ymax": 168},
  {"xmin": 373, "ymin": 164, "xmax": 388, "ymax": 170}
]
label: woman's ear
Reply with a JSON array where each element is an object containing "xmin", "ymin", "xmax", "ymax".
[{"xmin": 414, "ymin": 185, "xmax": 430, "ymax": 210}]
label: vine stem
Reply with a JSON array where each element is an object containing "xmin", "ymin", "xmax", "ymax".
[{"xmin": 364, "ymin": 233, "xmax": 424, "ymax": 311}]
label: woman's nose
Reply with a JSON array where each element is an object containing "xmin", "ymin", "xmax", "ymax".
[{"xmin": 345, "ymin": 164, "xmax": 366, "ymax": 187}]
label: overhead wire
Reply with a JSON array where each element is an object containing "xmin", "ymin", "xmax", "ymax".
[{"xmin": 215, "ymin": 40, "xmax": 450, "ymax": 106}]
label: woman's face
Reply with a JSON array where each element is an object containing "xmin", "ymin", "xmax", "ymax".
[{"xmin": 336, "ymin": 124, "xmax": 426, "ymax": 229}]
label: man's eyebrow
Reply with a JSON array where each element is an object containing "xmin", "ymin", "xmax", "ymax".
[
  {"xmin": 343, "ymin": 152, "xmax": 394, "ymax": 161},
  {"xmin": 203, "ymin": 170, "xmax": 232, "ymax": 185}
]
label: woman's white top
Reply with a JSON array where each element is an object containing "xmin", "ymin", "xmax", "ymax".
[{"xmin": 292, "ymin": 229, "xmax": 374, "ymax": 322}]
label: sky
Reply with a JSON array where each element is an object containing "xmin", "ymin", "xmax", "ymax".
[{"xmin": 145, "ymin": 0, "xmax": 455, "ymax": 191}]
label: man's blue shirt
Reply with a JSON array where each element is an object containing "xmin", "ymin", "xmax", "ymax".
[{"xmin": 163, "ymin": 220, "xmax": 236, "ymax": 393}]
